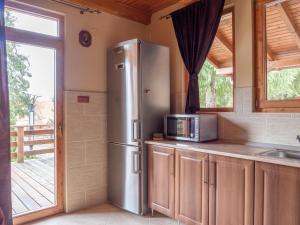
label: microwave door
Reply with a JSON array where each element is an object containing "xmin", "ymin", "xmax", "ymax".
[
  {"xmin": 166, "ymin": 117, "xmax": 178, "ymax": 137},
  {"xmin": 181, "ymin": 118, "xmax": 188, "ymax": 137},
  {"xmin": 166, "ymin": 117, "xmax": 188, "ymax": 140}
]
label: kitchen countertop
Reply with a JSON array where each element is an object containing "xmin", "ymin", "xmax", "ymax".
[{"xmin": 145, "ymin": 140, "xmax": 300, "ymax": 168}]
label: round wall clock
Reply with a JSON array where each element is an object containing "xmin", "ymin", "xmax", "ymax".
[{"xmin": 79, "ymin": 30, "xmax": 92, "ymax": 47}]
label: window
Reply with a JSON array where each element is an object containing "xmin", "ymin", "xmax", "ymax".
[
  {"xmin": 198, "ymin": 8, "xmax": 235, "ymax": 112},
  {"xmin": 5, "ymin": 7, "xmax": 59, "ymax": 37},
  {"xmin": 256, "ymin": 0, "xmax": 300, "ymax": 112}
]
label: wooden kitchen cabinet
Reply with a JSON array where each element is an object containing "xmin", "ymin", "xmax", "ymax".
[
  {"xmin": 209, "ymin": 155, "xmax": 254, "ymax": 225},
  {"xmin": 255, "ymin": 162, "xmax": 300, "ymax": 225},
  {"xmin": 175, "ymin": 150, "xmax": 209, "ymax": 225},
  {"xmin": 148, "ymin": 145, "xmax": 175, "ymax": 217},
  {"xmin": 148, "ymin": 143, "xmax": 300, "ymax": 225}
]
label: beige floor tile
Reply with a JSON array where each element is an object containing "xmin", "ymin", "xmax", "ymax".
[{"xmin": 29, "ymin": 204, "xmax": 178, "ymax": 225}]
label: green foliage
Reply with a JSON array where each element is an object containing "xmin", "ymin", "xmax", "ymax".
[
  {"xmin": 198, "ymin": 60, "xmax": 300, "ymax": 108},
  {"xmin": 198, "ymin": 61, "xmax": 233, "ymax": 108},
  {"xmin": 5, "ymin": 11, "xmax": 32, "ymax": 124},
  {"xmin": 4, "ymin": 10, "xmax": 16, "ymax": 27},
  {"xmin": 267, "ymin": 68, "xmax": 300, "ymax": 100}
]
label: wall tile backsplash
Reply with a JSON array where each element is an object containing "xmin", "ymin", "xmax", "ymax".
[
  {"xmin": 219, "ymin": 87, "xmax": 300, "ymax": 147},
  {"xmin": 63, "ymin": 88, "xmax": 299, "ymax": 213},
  {"xmin": 64, "ymin": 91, "xmax": 107, "ymax": 212}
]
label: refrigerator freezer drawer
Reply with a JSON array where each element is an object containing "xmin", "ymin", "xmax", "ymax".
[{"xmin": 108, "ymin": 143, "xmax": 141, "ymax": 214}]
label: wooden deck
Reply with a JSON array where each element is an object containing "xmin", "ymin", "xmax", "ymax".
[{"xmin": 11, "ymin": 155, "xmax": 55, "ymax": 216}]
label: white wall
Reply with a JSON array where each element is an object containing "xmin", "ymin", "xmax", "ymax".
[
  {"xmin": 146, "ymin": 4, "xmax": 186, "ymax": 113},
  {"xmin": 147, "ymin": 0, "xmax": 300, "ymax": 147},
  {"xmin": 14, "ymin": 0, "xmax": 147, "ymax": 93},
  {"xmin": 14, "ymin": 0, "xmax": 147, "ymax": 212}
]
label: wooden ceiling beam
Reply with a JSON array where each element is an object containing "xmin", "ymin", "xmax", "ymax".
[
  {"xmin": 267, "ymin": 46, "xmax": 275, "ymax": 61},
  {"xmin": 268, "ymin": 58, "xmax": 300, "ymax": 71},
  {"xmin": 207, "ymin": 56, "xmax": 221, "ymax": 69},
  {"xmin": 275, "ymin": 49, "xmax": 300, "ymax": 60},
  {"xmin": 219, "ymin": 60, "xmax": 233, "ymax": 68},
  {"xmin": 276, "ymin": 2, "xmax": 300, "ymax": 49},
  {"xmin": 65, "ymin": 0, "xmax": 151, "ymax": 24},
  {"xmin": 149, "ymin": 0, "xmax": 196, "ymax": 14},
  {"xmin": 215, "ymin": 31, "xmax": 233, "ymax": 54},
  {"xmin": 216, "ymin": 67, "xmax": 233, "ymax": 76},
  {"xmin": 149, "ymin": 0, "xmax": 179, "ymax": 13}
]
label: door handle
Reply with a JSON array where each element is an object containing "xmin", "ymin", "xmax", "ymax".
[
  {"xmin": 132, "ymin": 151, "xmax": 141, "ymax": 174},
  {"xmin": 58, "ymin": 123, "xmax": 63, "ymax": 137},
  {"xmin": 131, "ymin": 119, "xmax": 140, "ymax": 142}
]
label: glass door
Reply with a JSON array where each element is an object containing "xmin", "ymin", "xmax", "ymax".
[
  {"xmin": 8, "ymin": 41, "xmax": 56, "ymax": 216},
  {"xmin": 5, "ymin": 2, "xmax": 64, "ymax": 223}
]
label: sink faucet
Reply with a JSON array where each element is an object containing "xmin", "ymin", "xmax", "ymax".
[{"xmin": 297, "ymin": 135, "xmax": 300, "ymax": 143}]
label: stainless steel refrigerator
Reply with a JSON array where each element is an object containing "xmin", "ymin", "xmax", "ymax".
[{"xmin": 107, "ymin": 39, "xmax": 170, "ymax": 215}]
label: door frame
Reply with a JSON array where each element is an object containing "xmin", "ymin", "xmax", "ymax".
[{"xmin": 5, "ymin": 1, "xmax": 64, "ymax": 224}]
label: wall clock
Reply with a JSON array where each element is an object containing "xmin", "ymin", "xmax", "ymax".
[{"xmin": 79, "ymin": 30, "xmax": 92, "ymax": 47}]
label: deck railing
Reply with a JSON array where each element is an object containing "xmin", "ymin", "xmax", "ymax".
[{"xmin": 10, "ymin": 125, "xmax": 55, "ymax": 163}]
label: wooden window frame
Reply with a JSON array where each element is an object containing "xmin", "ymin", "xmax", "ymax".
[
  {"xmin": 255, "ymin": 0, "xmax": 300, "ymax": 112},
  {"xmin": 185, "ymin": 7, "xmax": 235, "ymax": 113},
  {"xmin": 5, "ymin": 1, "xmax": 65, "ymax": 224}
]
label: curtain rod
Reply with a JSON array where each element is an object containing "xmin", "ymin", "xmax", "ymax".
[{"xmin": 49, "ymin": 0, "xmax": 101, "ymax": 14}]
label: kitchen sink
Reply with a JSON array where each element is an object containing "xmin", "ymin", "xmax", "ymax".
[{"xmin": 260, "ymin": 149, "xmax": 300, "ymax": 160}]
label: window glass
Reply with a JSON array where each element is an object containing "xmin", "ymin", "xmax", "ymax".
[
  {"xmin": 198, "ymin": 11, "xmax": 234, "ymax": 109},
  {"xmin": 199, "ymin": 61, "xmax": 233, "ymax": 108},
  {"xmin": 5, "ymin": 7, "xmax": 59, "ymax": 37},
  {"xmin": 265, "ymin": 1, "xmax": 300, "ymax": 101}
]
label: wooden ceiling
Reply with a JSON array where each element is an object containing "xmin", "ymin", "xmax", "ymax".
[
  {"xmin": 65, "ymin": 0, "xmax": 196, "ymax": 24},
  {"xmin": 207, "ymin": 10, "xmax": 233, "ymax": 75},
  {"xmin": 266, "ymin": 0, "xmax": 300, "ymax": 71},
  {"xmin": 208, "ymin": 0, "xmax": 300, "ymax": 74}
]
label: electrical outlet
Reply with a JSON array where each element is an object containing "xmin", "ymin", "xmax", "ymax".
[{"xmin": 297, "ymin": 135, "xmax": 300, "ymax": 143}]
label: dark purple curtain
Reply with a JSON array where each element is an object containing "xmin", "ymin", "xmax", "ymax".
[
  {"xmin": 171, "ymin": 0, "xmax": 225, "ymax": 113},
  {"xmin": 0, "ymin": 0, "xmax": 12, "ymax": 224}
]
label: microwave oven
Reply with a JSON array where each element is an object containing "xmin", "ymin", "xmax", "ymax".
[{"xmin": 164, "ymin": 114, "xmax": 218, "ymax": 142}]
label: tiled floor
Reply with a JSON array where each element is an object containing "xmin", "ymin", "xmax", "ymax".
[{"xmin": 29, "ymin": 204, "xmax": 178, "ymax": 225}]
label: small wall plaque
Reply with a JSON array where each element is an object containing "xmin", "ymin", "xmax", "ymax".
[
  {"xmin": 79, "ymin": 30, "xmax": 92, "ymax": 47},
  {"xmin": 77, "ymin": 96, "xmax": 90, "ymax": 103}
]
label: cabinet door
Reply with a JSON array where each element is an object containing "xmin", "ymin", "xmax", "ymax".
[
  {"xmin": 175, "ymin": 150, "xmax": 209, "ymax": 225},
  {"xmin": 148, "ymin": 145, "xmax": 175, "ymax": 217},
  {"xmin": 209, "ymin": 155, "xmax": 254, "ymax": 225},
  {"xmin": 255, "ymin": 162, "xmax": 300, "ymax": 225}
]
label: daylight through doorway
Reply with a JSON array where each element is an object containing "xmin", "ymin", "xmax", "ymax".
[{"xmin": 7, "ymin": 41, "xmax": 57, "ymax": 217}]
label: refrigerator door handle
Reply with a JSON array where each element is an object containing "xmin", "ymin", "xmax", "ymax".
[
  {"xmin": 131, "ymin": 119, "xmax": 141, "ymax": 142},
  {"xmin": 132, "ymin": 151, "xmax": 141, "ymax": 174}
]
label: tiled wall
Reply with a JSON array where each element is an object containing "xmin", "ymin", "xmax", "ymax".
[
  {"xmin": 218, "ymin": 87, "xmax": 300, "ymax": 147},
  {"xmin": 64, "ymin": 91, "xmax": 107, "ymax": 212}
]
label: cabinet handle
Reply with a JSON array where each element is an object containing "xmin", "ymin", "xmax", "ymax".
[
  {"xmin": 204, "ymin": 160, "xmax": 209, "ymax": 184},
  {"xmin": 209, "ymin": 161, "xmax": 216, "ymax": 186},
  {"xmin": 169, "ymin": 154, "xmax": 175, "ymax": 175}
]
